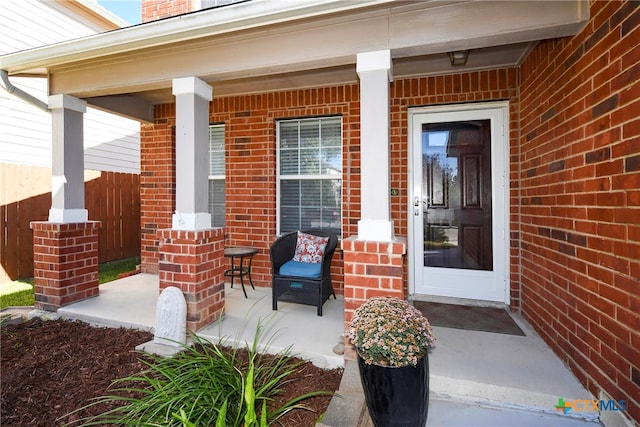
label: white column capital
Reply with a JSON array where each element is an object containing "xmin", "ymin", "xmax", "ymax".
[
  {"xmin": 172, "ymin": 76, "xmax": 213, "ymax": 101},
  {"xmin": 48, "ymin": 94, "xmax": 87, "ymax": 113},
  {"xmin": 356, "ymin": 49, "xmax": 393, "ymax": 81}
]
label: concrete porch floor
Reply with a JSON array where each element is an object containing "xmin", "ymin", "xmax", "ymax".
[
  {"xmin": 55, "ymin": 273, "xmax": 603, "ymax": 426},
  {"xmin": 57, "ymin": 273, "xmax": 345, "ymax": 369}
]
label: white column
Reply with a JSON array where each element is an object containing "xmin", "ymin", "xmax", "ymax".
[
  {"xmin": 172, "ymin": 77, "xmax": 213, "ymax": 230},
  {"xmin": 48, "ymin": 94, "xmax": 88, "ymax": 223},
  {"xmin": 356, "ymin": 50, "xmax": 394, "ymax": 241}
]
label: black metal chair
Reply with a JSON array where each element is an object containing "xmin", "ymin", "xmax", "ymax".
[{"xmin": 270, "ymin": 229, "xmax": 338, "ymax": 316}]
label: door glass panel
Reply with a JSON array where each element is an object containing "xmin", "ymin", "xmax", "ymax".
[{"xmin": 422, "ymin": 121, "xmax": 493, "ymax": 271}]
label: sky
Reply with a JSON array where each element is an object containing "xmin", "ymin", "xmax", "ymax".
[{"xmin": 97, "ymin": 0, "xmax": 142, "ymax": 25}]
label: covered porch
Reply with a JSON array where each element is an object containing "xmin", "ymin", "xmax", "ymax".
[
  {"xmin": 2, "ymin": 0, "xmax": 638, "ymax": 423},
  {"xmin": 55, "ymin": 273, "xmax": 599, "ymax": 425},
  {"xmin": 1, "ymin": 0, "xmax": 592, "ymax": 325},
  {"xmin": 0, "ymin": 0, "xmax": 591, "ymax": 322}
]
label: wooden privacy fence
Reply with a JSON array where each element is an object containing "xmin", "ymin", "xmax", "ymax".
[
  {"xmin": 1, "ymin": 164, "xmax": 140, "ymax": 282},
  {"xmin": 85, "ymin": 172, "xmax": 141, "ymax": 263}
]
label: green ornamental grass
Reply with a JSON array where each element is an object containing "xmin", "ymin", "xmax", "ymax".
[{"xmin": 65, "ymin": 321, "xmax": 335, "ymax": 426}]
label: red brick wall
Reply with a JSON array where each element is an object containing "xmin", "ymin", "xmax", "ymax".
[
  {"xmin": 31, "ymin": 221, "xmax": 101, "ymax": 311},
  {"xmin": 157, "ymin": 228, "xmax": 225, "ymax": 331},
  {"xmin": 140, "ymin": 108, "xmax": 175, "ymax": 274},
  {"xmin": 140, "ymin": 72, "xmax": 520, "ymax": 295},
  {"xmin": 519, "ymin": 1, "xmax": 639, "ymax": 422},
  {"xmin": 389, "ymin": 70, "xmax": 521, "ymax": 302},
  {"xmin": 141, "ymin": 0, "xmax": 193, "ymax": 22},
  {"xmin": 140, "ymin": 86, "xmax": 363, "ymax": 293},
  {"xmin": 342, "ymin": 237, "xmax": 407, "ymax": 350}
]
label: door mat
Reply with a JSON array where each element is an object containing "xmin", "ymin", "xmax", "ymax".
[{"xmin": 413, "ymin": 301, "xmax": 525, "ymax": 336}]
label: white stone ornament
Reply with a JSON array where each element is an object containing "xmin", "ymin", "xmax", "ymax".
[{"xmin": 153, "ymin": 286, "xmax": 187, "ymax": 347}]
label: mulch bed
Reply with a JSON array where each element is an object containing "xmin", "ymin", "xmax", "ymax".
[{"xmin": 1, "ymin": 318, "xmax": 343, "ymax": 426}]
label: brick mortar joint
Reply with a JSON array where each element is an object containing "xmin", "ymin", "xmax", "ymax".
[
  {"xmin": 30, "ymin": 221, "xmax": 102, "ymax": 231},
  {"xmin": 340, "ymin": 237, "xmax": 407, "ymax": 255},
  {"xmin": 156, "ymin": 228, "xmax": 224, "ymax": 240}
]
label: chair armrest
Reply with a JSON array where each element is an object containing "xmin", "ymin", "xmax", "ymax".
[{"xmin": 270, "ymin": 231, "xmax": 298, "ymax": 272}]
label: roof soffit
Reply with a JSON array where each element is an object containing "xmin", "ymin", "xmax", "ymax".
[
  {"xmin": 0, "ymin": 0, "xmax": 398, "ymax": 74},
  {"xmin": 1, "ymin": 0, "xmax": 588, "ymax": 120},
  {"xmin": 46, "ymin": 0, "xmax": 586, "ymax": 101}
]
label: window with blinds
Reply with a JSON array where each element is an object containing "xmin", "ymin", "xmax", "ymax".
[
  {"xmin": 277, "ymin": 117, "xmax": 342, "ymax": 236},
  {"xmin": 208, "ymin": 124, "xmax": 225, "ymax": 228}
]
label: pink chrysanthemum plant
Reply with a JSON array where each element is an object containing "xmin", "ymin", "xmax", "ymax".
[{"xmin": 347, "ymin": 297, "xmax": 436, "ymax": 367}]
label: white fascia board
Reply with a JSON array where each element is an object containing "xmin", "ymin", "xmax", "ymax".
[{"xmin": 0, "ymin": 0, "xmax": 395, "ymax": 74}]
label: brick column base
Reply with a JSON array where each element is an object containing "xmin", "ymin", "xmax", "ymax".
[
  {"xmin": 157, "ymin": 228, "xmax": 225, "ymax": 332},
  {"xmin": 30, "ymin": 221, "xmax": 101, "ymax": 311},
  {"xmin": 341, "ymin": 236, "xmax": 407, "ymax": 360}
]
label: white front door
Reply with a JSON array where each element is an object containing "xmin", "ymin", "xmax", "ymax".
[{"xmin": 409, "ymin": 103, "xmax": 509, "ymax": 303}]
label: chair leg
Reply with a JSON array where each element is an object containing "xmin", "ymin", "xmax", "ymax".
[
  {"xmin": 272, "ymin": 279, "xmax": 278, "ymax": 311},
  {"xmin": 329, "ymin": 279, "xmax": 336, "ymax": 299},
  {"xmin": 317, "ymin": 284, "xmax": 323, "ymax": 316}
]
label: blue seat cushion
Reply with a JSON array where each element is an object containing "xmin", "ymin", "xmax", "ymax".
[{"xmin": 279, "ymin": 260, "xmax": 321, "ymax": 278}]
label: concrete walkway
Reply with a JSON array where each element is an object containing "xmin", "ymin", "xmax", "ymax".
[
  {"xmin": 321, "ymin": 362, "xmax": 603, "ymax": 427},
  {"xmin": 321, "ymin": 320, "xmax": 604, "ymax": 427},
  {"xmin": 26, "ymin": 273, "xmax": 605, "ymax": 426}
]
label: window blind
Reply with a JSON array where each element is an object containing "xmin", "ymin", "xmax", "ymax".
[
  {"xmin": 277, "ymin": 117, "xmax": 341, "ymax": 235},
  {"xmin": 208, "ymin": 124, "xmax": 225, "ymax": 228}
]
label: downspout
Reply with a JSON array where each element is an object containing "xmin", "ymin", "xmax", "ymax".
[{"xmin": 0, "ymin": 69, "xmax": 49, "ymax": 112}]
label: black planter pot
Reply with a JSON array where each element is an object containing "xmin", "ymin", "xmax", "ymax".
[{"xmin": 357, "ymin": 353, "xmax": 430, "ymax": 427}]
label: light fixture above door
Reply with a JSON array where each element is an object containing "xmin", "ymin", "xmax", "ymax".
[{"xmin": 448, "ymin": 50, "xmax": 470, "ymax": 66}]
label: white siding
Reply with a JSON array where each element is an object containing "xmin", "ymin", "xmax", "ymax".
[
  {"xmin": 0, "ymin": 0, "xmax": 140, "ymax": 174},
  {"xmin": 84, "ymin": 109, "xmax": 140, "ymax": 173}
]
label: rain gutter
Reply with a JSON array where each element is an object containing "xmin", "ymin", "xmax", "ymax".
[
  {"xmin": 0, "ymin": 69, "xmax": 49, "ymax": 112},
  {"xmin": 0, "ymin": 0, "xmax": 394, "ymax": 75}
]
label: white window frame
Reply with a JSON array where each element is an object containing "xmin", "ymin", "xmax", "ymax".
[
  {"xmin": 208, "ymin": 124, "xmax": 225, "ymax": 228},
  {"xmin": 276, "ymin": 116, "xmax": 342, "ymax": 236}
]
